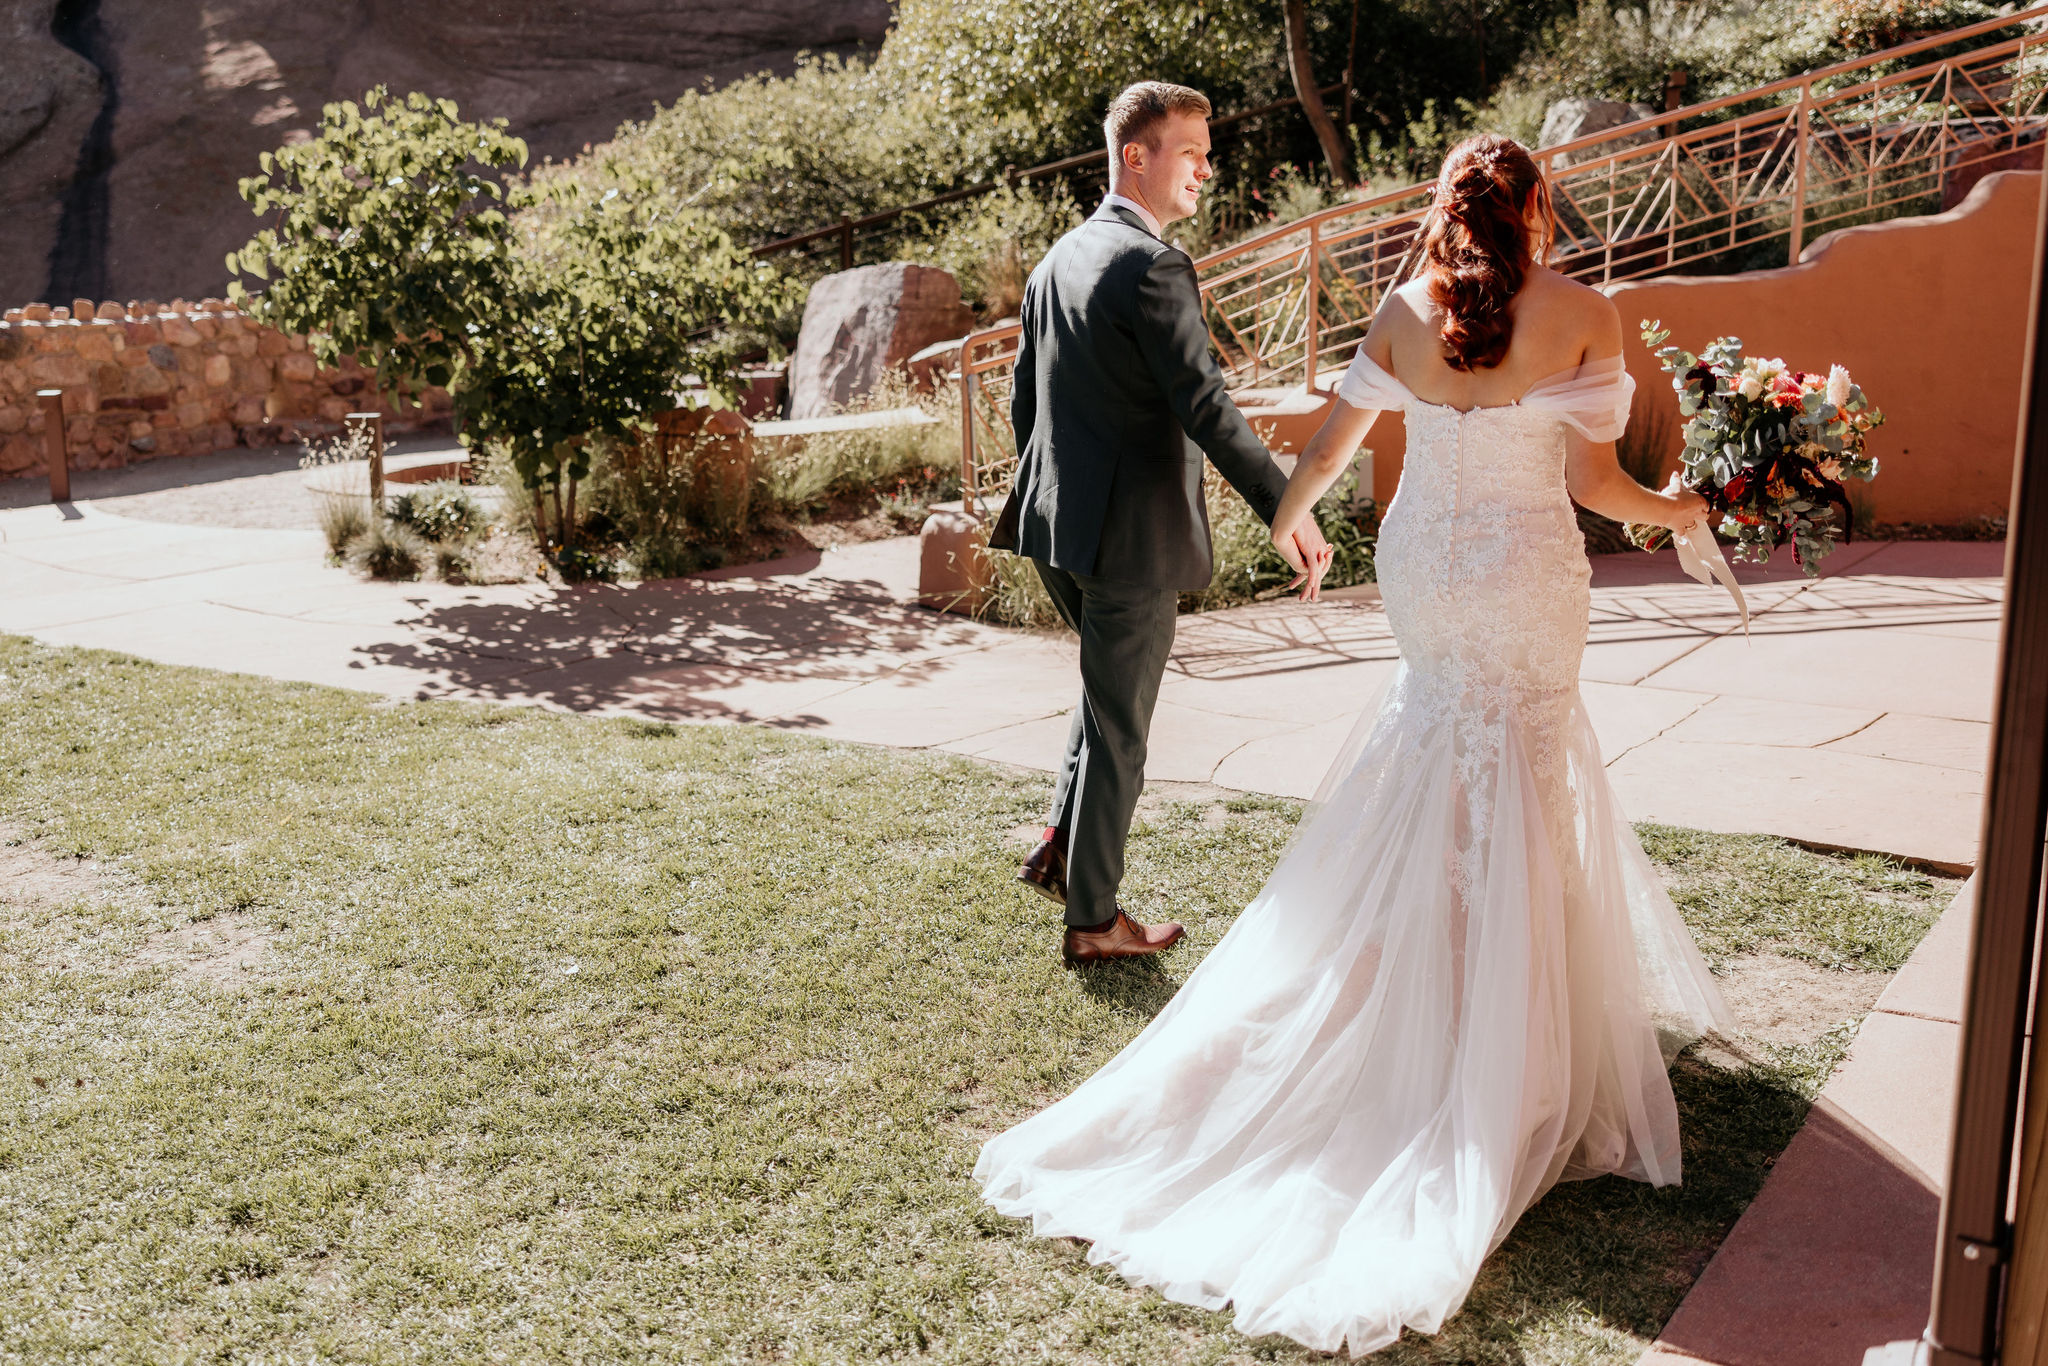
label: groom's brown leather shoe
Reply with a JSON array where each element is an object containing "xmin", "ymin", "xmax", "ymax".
[
  {"xmin": 1062, "ymin": 909, "xmax": 1184, "ymax": 963},
  {"xmin": 1018, "ymin": 830, "xmax": 1068, "ymax": 905}
]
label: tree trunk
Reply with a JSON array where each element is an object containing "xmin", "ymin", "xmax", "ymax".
[{"xmin": 1285, "ymin": 0, "xmax": 1354, "ymax": 185}]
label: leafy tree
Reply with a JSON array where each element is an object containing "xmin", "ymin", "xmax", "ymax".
[
  {"xmin": 878, "ymin": 0, "xmax": 1289, "ymax": 155},
  {"xmin": 1285, "ymin": 0, "xmax": 1354, "ymax": 182},
  {"xmin": 228, "ymin": 88, "xmax": 797, "ymax": 563},
  {"xmin": 224, "ymin": 87, "xmax": 528, "ymax": 403},
  {"xmin": 456, "ymin": 165, "xmax": 797, "ymax": 552}
]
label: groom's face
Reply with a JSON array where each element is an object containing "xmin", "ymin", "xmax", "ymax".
[{"xmin": 1124, "ymin": 112, "xmax": 1212, "ymax": 225}]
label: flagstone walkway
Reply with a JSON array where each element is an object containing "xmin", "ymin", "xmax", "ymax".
[{"xmin": 0, "ymin": 494, "xmax": 1997, "ymax": 870}]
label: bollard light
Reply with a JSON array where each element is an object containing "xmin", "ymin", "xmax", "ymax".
[
  {"xmin": 37, "ymin": 389, "xmax": 68, "ymax": 503},
  {"xmin": 347, "ymin": 411, "xmax": 385, "ymax": 505}
]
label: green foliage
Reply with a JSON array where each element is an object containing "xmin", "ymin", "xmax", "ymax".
[
  {"xmin": 879, "ymin": 0, "xmax": 1288, "ymax": 156},
  {"xmin": 896, "ymin": 181, "xmax": 1085, "ymax": 321},
  {"xmin": 585, "ymin": 55, "xmax": 956, "ymax": 259},
  {"xmin": 585, "ymin": 436, "xmax": 703, "ymax": 579},
  {"xmin": 755, "ymin": 377, "xmax": 962, "ymax": 514},
  {"xmin": 1181, "ymin": 471, "xmax": 1379, "ymax": 613},
  {"xmin": 386, "ymin": 481, "xmax": 485, "ymax": 543},
  {"xmin": 1480, "ymin": 0, "xmax": 2003, "ymax": 123},
  {"xmin": 455, "ymin": 164, "xmax": 798, "ymax": 545},
  {"xmin": 569, "ymin": 0, "xmax": 1564, "ymax": 313},
  {"xmin": 547, "ymin": 542, "xmax": 618, "ymax": 584},
  {"xmin": 225, "ymin": 87, "xmax": 528, "ymax": 403},
  {"xmin": 314, "ymin": 492, "xmax": 369, "ymax": 560},
  {"xmin": 977, "ymin": 549, "xmax": 1065, "ymax": 629},
  {"xmin": 343, "ymin": 519, "xmax": 429, "ymax": 580},
  {"xmin": 228, "ymin": 87, "xmax": 797, "ymax": 551}
]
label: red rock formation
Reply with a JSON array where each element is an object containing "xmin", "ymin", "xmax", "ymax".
[
  {"xmin": 0, "ymin": 0, "xmax": 891, "ymax": 303},
  {"xmin": 788, "ymin": 264, "xmax": 976, "ymax": 420}
]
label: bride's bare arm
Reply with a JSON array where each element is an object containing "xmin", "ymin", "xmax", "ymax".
[
  {"xmin": 1565, "ymin": 300, "xmax": 1703, "ymax": 530},
  {"xmin": 1565, "ymin": 435, "xmax": 1705, "ymax": 529},
  {"xmin": 1271, "ymin": 399, "xmax": 1382, "ymax": 546}
]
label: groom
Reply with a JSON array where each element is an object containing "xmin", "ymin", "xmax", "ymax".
[{"xmin": 990, "ymin": 80, "xmax": 1331, "ymax": 963}]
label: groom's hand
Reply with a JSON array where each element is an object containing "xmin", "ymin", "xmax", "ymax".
[
  {"xmin": 1273, "ymin": 520, "xmax": 1334, "ymax": 602},
  {"xmin": 1291, "ymin": 521, "xmax": 1333, "ymax": 602}
]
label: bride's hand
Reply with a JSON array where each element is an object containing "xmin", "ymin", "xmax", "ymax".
[{"xmin": 1661, "ymin": 475, "xmax": 1708, "ymax": 531}]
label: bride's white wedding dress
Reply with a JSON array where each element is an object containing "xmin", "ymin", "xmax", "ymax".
[{"xmin": 974, "ymin": 347, "xmax": 1734, "ymax": 1355}]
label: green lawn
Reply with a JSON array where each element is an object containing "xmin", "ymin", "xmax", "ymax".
[{"xmin": 0, "ymin": 637, "xmax": 1958, "ymax": 1364}]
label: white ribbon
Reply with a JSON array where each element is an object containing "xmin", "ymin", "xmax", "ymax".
[{"xmin": 1673, "ymin": 521, "xmax": 1749, "ymax": 636}]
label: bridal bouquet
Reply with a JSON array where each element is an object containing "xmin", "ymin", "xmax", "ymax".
[{"xmin": 1628, "ymin": 322, "xmax": 1884, "ymax": 576}]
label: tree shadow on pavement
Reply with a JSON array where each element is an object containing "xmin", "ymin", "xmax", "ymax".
[{"xmin": 352, "ymin": 571, "xmax": 996, "ymax": 726}]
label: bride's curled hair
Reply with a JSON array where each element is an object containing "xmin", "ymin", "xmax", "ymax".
[{"xmin": 1422, "ymin": 134, "xmax": 1553, "ymax": 372}]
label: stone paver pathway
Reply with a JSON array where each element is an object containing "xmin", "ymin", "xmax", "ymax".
[{"xmin": 0, "ymin": 497, "xmax": 1996, "ymax": 870}]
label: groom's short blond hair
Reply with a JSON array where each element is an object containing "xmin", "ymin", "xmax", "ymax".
[{"xmin": 1104, "ymin": 82, "xmax": 1212, "ymax": 161}]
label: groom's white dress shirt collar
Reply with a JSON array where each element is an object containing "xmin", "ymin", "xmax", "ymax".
[{"xmin": 1101, "ymin": 192, "xmax": 1162, "ymax": 238}]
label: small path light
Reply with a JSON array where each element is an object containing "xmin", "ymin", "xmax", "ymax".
[
  {"xmin": 347, "ymin": 411, "xmax": 385, "ymax": 505},
  {"xmin": 37, "ymin": 389, "xmax": 69, "ymax": 503}
]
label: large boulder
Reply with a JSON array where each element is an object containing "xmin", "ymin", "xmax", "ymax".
[
  {"xmin": 1537, "ymin": 97, "xmax": 1660, "ymax": 166},
  {"xmin": 0, "ymin": 1, "xmax": 105, "ymax": 302},
  {"xmin": 788, "ymin": 263, "xmax": 976, "ymax": 419},
  {"xmin": 0, "ymin": 0, "xmax": 893, "ymax": 304}
]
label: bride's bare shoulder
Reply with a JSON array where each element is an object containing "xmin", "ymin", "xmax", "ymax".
[
  {"xmin": 1523, "ymin": 265, "xmax": 1616, "ymax": 314},
  {"xmin": 1522, "ymin": 266, "xmax": 1622, "ymax": 354},
  {"xmin": 1384, "ymin": 277, "xmax": 1434, "ymax": 320}
]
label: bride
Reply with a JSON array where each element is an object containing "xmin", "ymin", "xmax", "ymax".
[{"xmin": 973, "ymin": 134, "xmax": 1735, "ymax": 1355}]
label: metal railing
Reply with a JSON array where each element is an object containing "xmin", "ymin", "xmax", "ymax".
[{"xmin": 959, "ymin": 4, "xmax": 2048, "ymax": 514}]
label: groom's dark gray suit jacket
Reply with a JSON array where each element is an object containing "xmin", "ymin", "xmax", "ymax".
[{"xmin": 989, "ymin": 203, "xmax": 1290, "ymax": 591}]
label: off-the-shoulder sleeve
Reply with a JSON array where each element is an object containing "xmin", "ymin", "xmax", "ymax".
[
  {"xmin": 1335, "ymin": 346, "xmax": 1412, "ymax": 412},
  {"xmin": 1520, "ymin": 353, "xmax": 1635, "ymax": 442}
]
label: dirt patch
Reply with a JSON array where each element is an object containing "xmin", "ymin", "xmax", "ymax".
[
  {"xmin": 0, "ymin": 827, "xmax": 132, "ymax": 975},
  {"xmin": 1709, "ymin": 950, "xmax": 1886, "ymax": 1048},
  {"xmin": 0, "ymin": 825, "xmax": 280, "ymax": 987},
  {"xmin": 132, "ymin": 912, "xmax": 279, "ymax": 988},
  {"xmin": 0, "ymin": 832, "xmax": 112, "ymax": 911}
]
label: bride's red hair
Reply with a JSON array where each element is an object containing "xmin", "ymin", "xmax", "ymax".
[{"xmin": 1421, "ymin": 135, "xmax": 1554, "ymax": 372}]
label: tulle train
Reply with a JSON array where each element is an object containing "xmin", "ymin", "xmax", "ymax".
[{"xmin": 974, "ymin": 664, "xmax": 1731, "ymax": 1354}]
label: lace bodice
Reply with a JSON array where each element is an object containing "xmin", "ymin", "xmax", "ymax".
[
  {"xmin": 1337, "ymin": 347, "xmax": 1635, "ymax": 897},
  {"xmin": 1337, "ymin": 348, "xmax": 1633, "ymax": 519}
]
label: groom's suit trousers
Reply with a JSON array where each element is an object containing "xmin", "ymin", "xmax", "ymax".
[{"xmin": 1034, "ymin": 560, "xmax": 1179, "ymax": 928}]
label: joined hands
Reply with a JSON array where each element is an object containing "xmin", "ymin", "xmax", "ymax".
[{"xmin": 1273, "ymin": 520, "xmax": 1336, "ymax": 602}]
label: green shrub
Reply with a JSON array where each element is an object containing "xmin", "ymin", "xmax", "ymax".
[
  {"xmin": 548, "ymin": 543, "xmax": 618, "ymax": 584},
  {"xmin": 387, "ymin": 481, "xmax": 486, "ymax": 543},
  {"xmin": 1180, "ymin": 471, "xmax": 1378, "ymax": 613},
  {"xmin": 1477, "ymin": 0, "xmax": 2003, "ymax": 131},
  {"xmin": 584, "ymin": 429, "xmax": 719, "ymax": 580},
  {"xmin": 755, "ymin": 376, "xmax": 963, "ymax": 516},
  {"xmin": 555, "ymin": 1, "xmax": 1564, "ymax": 325},
  {"xmin": 976, "ymin": 547, "xmax": 1065, "ymax": 629},
  {"xmin": 897, "ymin": 181, "xmax": 1084, "ymax": 320},
  {"xmin": 344, "ymin": 520, "xmax": 430, "ymax": 581},
  {"xmin": 227, "ymin": 88, "xmax": 527, "ymax": 403},
  {"xmin": 315, "ymin": 493, "xmax": 369, "ymax": 560}
]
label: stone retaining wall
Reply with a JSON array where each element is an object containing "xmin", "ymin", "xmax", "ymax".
[{"xmin": 0, "ymin": 297, "xmax": 452, "ymax": 480}]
